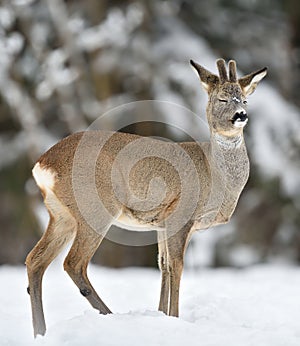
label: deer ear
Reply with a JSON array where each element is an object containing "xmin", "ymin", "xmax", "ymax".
[
  {"xmin": 190, "ymin": 59, "xmax": 219, "ymax": 92},
  {"xmin": 239, "ymin": 67, "xmax": 267, "ymax": 96}
]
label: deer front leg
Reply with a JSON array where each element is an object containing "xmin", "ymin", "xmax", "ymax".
[
  {"xmin": 166, "ymin": 223, "xmax": 192, "ymax": 317},
  {"xmin": 168, "ymin": 258, "xmax": 184, "ymax": 317},
  {"xmin": 158, "ymin": 232, "xmax": 169, "ymax": 314}
]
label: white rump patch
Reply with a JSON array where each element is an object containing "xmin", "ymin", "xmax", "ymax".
[{"xmin": 32, "ymin": 162, "xmax": 56, "ymax": 192}]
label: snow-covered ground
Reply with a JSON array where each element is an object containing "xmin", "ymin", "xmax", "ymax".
[{"xmin": 1, "ymin": 262, "xmax": 299, "ymax": 345}]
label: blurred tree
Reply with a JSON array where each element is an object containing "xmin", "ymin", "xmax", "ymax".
[
  {"xmin": 283, "ymin": 0, "xmax": 300, "ymax": 105},
  {"xmin": 179, "ymin": 0, "xmax": 291, "ymax": 94},
  {"xmin": 0, "ymin": 0, "xmax": 299, "ymax": 268}
]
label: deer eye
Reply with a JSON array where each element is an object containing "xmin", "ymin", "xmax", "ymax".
[{"xmin": 218, "ymin": 99, "xmax": 228, "ymax": 103}]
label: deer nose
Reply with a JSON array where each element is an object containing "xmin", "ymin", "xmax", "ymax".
[{"xmin": 231, "ymin": 111, "xmax": 248, "ymax": 125}]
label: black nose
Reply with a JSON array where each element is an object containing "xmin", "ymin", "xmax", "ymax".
[{"xmin": 232, "ymin": 112, "xmax": 248, "ymax": 124}]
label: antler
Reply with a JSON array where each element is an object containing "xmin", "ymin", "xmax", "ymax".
[
  {"xmin": 216, "ymin": 59, "xmax": 228, "ymax": 83},
  {"xmin": 191, "ymin": 58, "xmax": 242, "ymax": 90},
  {"xmin": 229, "ymin": 60, "xmax": 237, "ymax": 82}
]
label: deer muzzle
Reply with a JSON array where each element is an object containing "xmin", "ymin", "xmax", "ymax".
[{"xmin": 231, "ymin": 111, "xmax": 248, "ymax": 127}]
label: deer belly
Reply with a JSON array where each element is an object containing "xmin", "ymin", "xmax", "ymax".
[{"xmin": 114, "ymin": 213, "xmax": 156, "ymax": 232}]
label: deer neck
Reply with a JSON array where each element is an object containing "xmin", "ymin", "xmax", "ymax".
[
  {"xmin": 193, "ymin": 131, "xmax": 249, "ymax": 229},
  {"xmin": 202, "ymin": 131, "xmax": 250, "ymax": 224},
  {"xmin": 209, "ymin": 131, "xmax": 249, "ymax": 191},
  {"xmin": 213, "ymin": 132, "xmax": 244, "ymax": 151}
]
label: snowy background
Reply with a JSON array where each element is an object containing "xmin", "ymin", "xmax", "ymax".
[
  {"xmin": 1, "ymin": 261, "xmax": 300, "ymax": 345},
  {"xmin": 0, "ymin": 0, "xmax": 300, "ymax": 344},
  {"xmin": 0, "ymin": 0, "xmax": 299, "ymax": 267}
]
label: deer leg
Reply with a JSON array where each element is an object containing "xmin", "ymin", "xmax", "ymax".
[
  {"xmin": 167, "ymin": 224, "xmax": 192, "ymax": 317},
  {"xmin": 158, "ymin": 232, "xmax": 169, "ymax": 314},
  {"xmin": 168, "ymin": 258, "xmax": 184, "ymax": 317},
  {"xmin": 63, "ymin": 222, "xmax": 111, "ymax": 314},
  {"xmin": 26, "ymin": 214, "xmax": 76, "ymax": 337}
]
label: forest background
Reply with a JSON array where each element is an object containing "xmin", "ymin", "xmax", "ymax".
[{"xmin": 0, "ymin": 0, "xmax": 300, "ymax": 270}]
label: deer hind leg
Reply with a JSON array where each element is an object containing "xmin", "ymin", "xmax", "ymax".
[
  {"xmin": 26, "ymin": 195, "xmax": 76, "ymax": 337},
  {"xmin": 63, "ymin": 222, "xmax": 111, "ymax": 314},
  {"xmin": 158, "ymin": 231, "xmax": 170, "ymax": 314}
]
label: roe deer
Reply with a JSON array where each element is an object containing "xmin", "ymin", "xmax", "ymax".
[{"xmin": 26, "ymin": 59, "xmax": 267, "ymax": 336}]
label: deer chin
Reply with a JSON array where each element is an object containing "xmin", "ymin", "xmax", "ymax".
[
  {"xmin": 215, "ymin": 125, "xmax": 244, "ymax": 137},
  {"xmin": 233, "ymin": 118, "xmax": 248, "ymax": 128}
]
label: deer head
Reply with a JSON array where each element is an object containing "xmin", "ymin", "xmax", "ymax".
[{"xmin": 190, "ymin": 59, "xmax": 267, "ymax": 137}]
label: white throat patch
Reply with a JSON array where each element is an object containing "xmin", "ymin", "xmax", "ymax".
[{"xmin": 215, "ymin": 133, "xmax": 243, "ymax": 149}]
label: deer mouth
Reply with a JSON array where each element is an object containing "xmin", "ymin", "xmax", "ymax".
[{"xmin": 231, "ymin": 111, "xmax": 248, "ymax": 128}]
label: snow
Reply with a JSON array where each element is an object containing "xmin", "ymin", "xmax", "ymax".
[
  {"xmin": 77, "ymin": 6, "xmax": 144, "ymax": 52},
  {"xmin": 1, "ymin": 263, "xmax": 300, "ymax": 345},
  {"xmin": 0, "ymin": 7, "xmax": 15, "ymax": 30}
]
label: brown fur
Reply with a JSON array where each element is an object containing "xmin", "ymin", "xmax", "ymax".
[{"xmin": 26, "ymin": 59, "xmax": 267, "ymax": 337}]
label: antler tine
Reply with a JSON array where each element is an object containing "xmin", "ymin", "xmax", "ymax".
[
  {"xmin": 229, "ymin": 60, "xmax": 237, "ymax": 82},
  {"xmin": 216, "ymin": 59, "xmax": 228, "ymax": 83}
]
